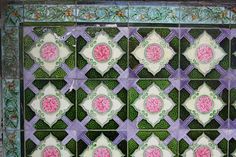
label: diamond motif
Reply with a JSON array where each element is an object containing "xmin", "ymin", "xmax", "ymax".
[
  {"xmin": 183, "ymin": 134, "xmax": 223, "ymax": 157},
  {"xmin": 132, "ymin": 134, "xmax": 174, "ymax": 157},
  {"xmin": 80, "ymin": 31, "xmax": 125, "ymax": 75},
  {"xmin": 132, "ymin": 83, "xmax": 175, "ymax": 126},
  {"xmin": 27, "ymin": 32, "xmax": 72, "ymax": 75},
  {"xmin": 28, "ymin": 83, "xmax": 73, "ymax": 126},
  {"xmin": 31, "ymin": 134, "xmax": 73, "ymax": 157},
  {"xmin": 80, "ymin": 83, "xmax": 125, "ymax": 126},
  {"xmin": 131, "ymin": 30, "xmax": 176, "ymax": 75},
  {"xmin": 182, "ymin": 83, "xmax": 225, "ymax": 126},
  {"xmin": 81, "ymin": 134, "xmax": 124, "ymax": 157},
  {"xmin": 183, "ymin": 31, "xmax": 226, "ymax": 76}
]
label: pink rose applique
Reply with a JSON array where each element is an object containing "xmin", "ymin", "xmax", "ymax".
[
  {"xmin": 145, "ymin": 96, "xmax": 163, "ymax": 113},
  {"xmin": 196, "ymin": 95, "xmax": 213, "ymax": 113},
  {"xmin": 43, "ymin": 146, "xmax": 61, "ymax": 157},
  {"xmin": 195, "ymin": 146, "xmax": 211, "ymax": 157},
  {"xmin": 40, "ymin": 42, "xmax": 59, "ymax": 62},
  {"xmin": 93, "ymin": 44, "xmax": 111, "ymax": 62},
  {"xmin": 42, "ymin": 95, "xmax": 60, "ymax": 113},
  {"xmin": 144, "ymin": 146, "xmax": 162, "ymax": 157},
  {"xmin": 93, "ymin": 147, "xmax": 111, "ymax": 157},
  {"xmin": 197, "ymin": 45, "xmax": 213, "ymax": 64},
  {"xmin": 93, "ymin": 96, "xmax": 111, "ymax": 113},
  {"xmin": 145, "ymin": 44, "xmax": 163, "ymax": 63}
]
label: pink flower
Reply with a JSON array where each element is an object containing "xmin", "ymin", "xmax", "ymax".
[
  {"xmin": 43, "ymin": 146, "xmax": 60, "ymax": 157},
  {"xmin": 93, "ymin": 44, "xmax": 111, "ymax": 62},
  {"xmin": 42, "ymin": 95, "xmax": 60, "ymax": 113},
  {"xmin": 144, "ymin": 146, "xmax": 162, "ymax": 157},
  {"xmin": 40, "ymin": 43, "xmax": 59, "ymax": 62},
  {"xmin": 145, "ymin": 44, "xmax": 163, "ymax": 63},
  {"xmin": 94, "ymin": 147, "xmax": 111, "ymax": 157},
  {"xmin": 195, "ymin": 146, "xmax": 211, "ymax": 157},
  {"xmin": 196, "ymin": 96, "xmax": 213, "ymax": 113},
  {"xmin": 93, "ymin": 96, "xmax": 111, "ymax": 113},
  {"xmin": 197, "ymin": 45, "xmax": 213, "ymax": 63},
  {"xmin": 145, "ymin": 96, "xmax": 163, "ymax": 113}
]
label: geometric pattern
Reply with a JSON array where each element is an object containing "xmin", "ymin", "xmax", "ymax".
[
  {"xmin": 21, "ymin": 25, "xmax": 236, "ymax": 157},
  {"xmin": 2, "ymin": 3, "xmax": 236, "ymax": 157}
]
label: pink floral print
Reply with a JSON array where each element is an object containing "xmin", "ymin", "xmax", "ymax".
[
  {"xmin": 43, "ymin": 146, "xmax": 60, "ymax": 157},
  {"xmin": 196, "ymin": 95, "xmax": 213, "ymax": 113},
  {"xmin": 42, "ymin": 95, "xmax": 60, "ymax": 113},
  {"xmin": 145, "ymin": 96, "xmax": 163, "ymax": 113},
  {"xmin": 144, "ymin": 146, "xmax": 162, "ymax": 157},
  {"xmin": 197, "ymin": 44, "xmax": 213, "ymax": 63},
  {"xmin": 93, "ymin": 44, "xmax": 111, "ymax": 62},
  {"xmin": 93, "ymin": 147, "xmax": 111, "ymax": 157},
  {"xmin": 194, "ymin": 146, "xmax": 211, "ymax": 157},
  {"xmin": 93, "ymin": 96, "xmax": 111, "ymax": 113},
  {"xmin": 40, "ymin": 42, "xmax": 59, "ymax": 62},
  {"xmin": 145, "ymin": 44, "xmax": 163, "ymax": 63}
]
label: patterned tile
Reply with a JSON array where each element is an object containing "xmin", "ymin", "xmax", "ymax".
[
  {"xmin": 180, "ymin": 27, "xmax": 230, "ymax": 79},
  {"xmin": 25, "ymin": 131, "xmax": 76, "ymax": 156},
  {"xmin": 2, "ymin": 2, "xmax": 236, "ymax": 157},
  {"xmin": 129, "ymin": 131, "xmax": 178, "ymax": 156},
  {"xmin": 23, "ymin": 26, "xmax": 76, "ymax": 79},
  {"xmin": 179, "ymin": 131, "xmax": 228, "ymax": 157},
  {"xmin": 77, "ymin": 26, "xmax": 128, "ymax": 78},
  {"xmin": 4, "ymin": 4, "xmax": 23, "ymax": 26},
  {"xmin": 25, "ymin": 80, "xmax": 76, "ymax": 129},
  {"xmin": 180, "ymin": 80, "xmax": 228, "ymax": 129},
  {"xmin": 129, "ymin": 27, "xmax": 179, "ymax": 78}
]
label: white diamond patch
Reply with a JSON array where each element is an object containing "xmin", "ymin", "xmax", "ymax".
[
  {"xmin": 80, "ymin": 31, "xmax": 125, "ymax": 75},
  {"xmin": 80, "ymin": 83, "xmax": 125, "ymax": 126},
  {"xmin": 182, "ymin": 83, "xmax": 225, "ymax": 126},
  {"xmin": 183, "ymin": 31, "xmax": 226, "ymax": 76},
  {"xmin": 27, "ymin": 32, "xmax": 72, "ymax": 75},
  {"xmin": 28, "ymin": 83, "xmax": 73, "ymax": 126},
  {"xmin": 183, "ymin": 134, "xmax": 223, "ymax": 157},
  {"xmin": 132, "ymin": 83, "xmax": 175, "ymax": 127},
  {"xmin": 31, "ymin": 134, "xmax": 73, "ymax": 157},
  {"xmin": 132, "ymin": 134, "xmax": 174, "ymax": 157},
  {"xmin": 131, "ymin": 30, "xmax": 176, "ymax": 75},
  {"xmin": 81, "ymin": 134, "xmax": 124, "ymax": 157}
]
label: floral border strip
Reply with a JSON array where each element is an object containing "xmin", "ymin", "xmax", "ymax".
[
  {"xmin": 180, "ymin": 6, "xmax": 231, "ymax": 24},
  {"xmin": 1, "ymin": 27, "xmax": 20, "ymax": 78},
  {"xmin": 2, "ymin": 80, "xmax": 21, "ymax": 157},
  {"xmin": 5, "ymin": 4, "xmax": 236, "ymax": 26},
  {"xmin": 4, "ymin": 5, "xmax": 23, "ymax": 26},
  {"xmin": 129, "ymin": 6, "xmax": 180, "ymax": 23},
  {"xmin": 77, "ymin": 5, "xmax": 129, "ymax": 23},
  {"xmin": 1, "ymin": 26, "xmax": 21, "ymax": 156}
]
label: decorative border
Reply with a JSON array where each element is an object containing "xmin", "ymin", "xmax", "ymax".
[
  {"xmin": 2, "ymin": 8, "xmax": 21, "ymax": 156},
  {"xmin": 1, "ymin": 27, "xmax": 19, "ymax": 78},
  {"xmin": 2, "ymin": 80, "xmax": 21, "ymax": 157},
  {"xmin": 4, "ymin": 4, "xmax": 236, "ymax": 26}
]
